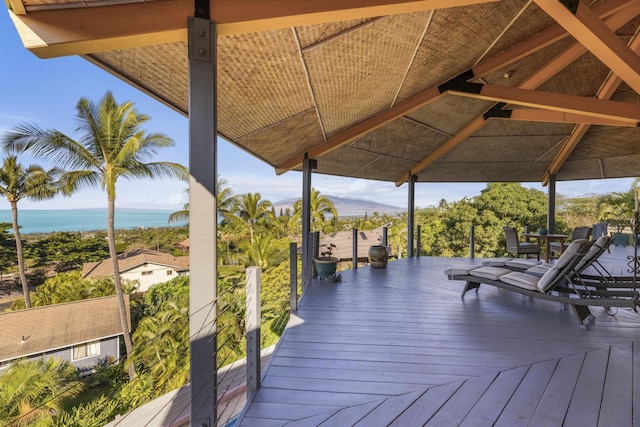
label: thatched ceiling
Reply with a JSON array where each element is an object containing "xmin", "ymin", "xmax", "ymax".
[{"xmin": 8, "ymin": 0, "xmax": 640, "ymax": 186}]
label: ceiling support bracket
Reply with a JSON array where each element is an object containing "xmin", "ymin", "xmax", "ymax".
[
  {"xmin": 195, "ymin": 0, "xmax": 210, "ymax": 19},
  {"xmin": 438, "ymin": 69, "xmax": 482, "ymax": 94},
  {"xmin": 559, "ymin": 0, "xmax": 579, "ymax": 15},
  {"xmin": 483, "ymin": 102, "xmax": 511, "ymax": 120}
]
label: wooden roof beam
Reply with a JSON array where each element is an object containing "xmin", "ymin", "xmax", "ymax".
[
  {"xmin": 534, "ymin": 0, "xmax": 640, "ymax": 95},
  {"xmin": 395, "ymin": 116, "xmax": 488, "ymax": 186},
  {"xmin": 497, "ymin": 109, "xmax": 637, "ymax": 127},
  {"xmin": 392, "ymin": 0, "xmax": 638, "ymax": 185},
  {"xmin": 472, "ymin": 0, "xmax": 633, "ymax": 77},
  {"xmin": 449, "ymin": 84, "xmax": 640, "ymax": 123},
  {"xmin": 542, "ymin": 25, "xmax": 640, "ymax": 185},
  {"xmin": 275, "ymin": 86, "xmax": 446, "ymax": 174},
  {"xmin": 8, "ymin": 0, "xmax": 496, "ymax": 58}
]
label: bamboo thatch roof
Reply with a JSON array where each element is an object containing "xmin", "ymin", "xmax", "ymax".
[{"xmin": 7, "ymin": 0, "xmax": 640, "ymax": 186}]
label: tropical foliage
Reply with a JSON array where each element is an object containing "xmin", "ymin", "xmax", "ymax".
[
  {"xmin": 0, "ymin": 358, "xmax": 81, "ymax": 426},
  {"xmin": 0, "ymin": 155, "xmax": 63, "ymax": 307},
  {"xmin": 3, "ymin": 91, "xmax": 188, "ymax": 380}
]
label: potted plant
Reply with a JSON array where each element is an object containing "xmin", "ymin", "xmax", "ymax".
[{"xmin": 314, "ymin": 243, "xmax": 338, "ymax": 279}]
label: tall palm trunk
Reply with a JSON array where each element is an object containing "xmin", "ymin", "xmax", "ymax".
[
  {"xmin": 106, "ymin": 196, "xmax": 136, "ymax": 381},
  {"xmin": 10, "ymin": 201, "xmax": 30, "ymax": 308}
]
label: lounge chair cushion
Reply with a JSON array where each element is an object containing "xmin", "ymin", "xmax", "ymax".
[
  {"xmin": 469, "ymin": 266, "xmax": 512, "ymax": 280},
  {"xmin": 505, "ymin": 259, "xmax": 542, "ymax": 270},
  {"xmin": 482, "ymin": 258, "xmax": 513, "ymax": 267},
  {"xmin": 498, "ymin": 271, "xmax": 540, "ymax": 291},
  {"xmin": 445, "ymin": 265, "xmax": 484, "ymax": 276},
  {"xmin": 537, "ymin": 239, "xmax": 588, "ymax": 292},
  {"xmin": 525, "ymin": 265, "xmax": 550, "ymax": 277},
  {"xmin": 574, "ymin": 235, "xmax": 611, "ymax": 272}
]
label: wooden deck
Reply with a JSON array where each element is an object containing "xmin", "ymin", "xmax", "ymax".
[{"xmin": 236, "ymin": 249, "xmax": 640, "ymax": 426}]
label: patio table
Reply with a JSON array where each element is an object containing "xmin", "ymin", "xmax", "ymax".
[{"xmin": 522, "ymin": 233, "xmax": 569, "ymax": 263}]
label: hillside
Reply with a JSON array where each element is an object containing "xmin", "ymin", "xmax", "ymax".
[{"xmin": 273, "ymin": 195, "xmax": 404, "ymax": 217}]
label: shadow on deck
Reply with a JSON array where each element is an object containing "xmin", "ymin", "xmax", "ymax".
[{"xmin": 236, "ymin": 251, "xmax": 640, "ymax": 426}]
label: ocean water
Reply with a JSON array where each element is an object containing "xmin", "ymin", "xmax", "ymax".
[{"xmin": 0, "ymin": 208, "xmax": 187, "ymax": 235}]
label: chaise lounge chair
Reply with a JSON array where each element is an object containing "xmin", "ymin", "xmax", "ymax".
[
  {"xmin": 445, "ymin": 239, "xmax": 639, "ymax": 329},
  {"xmin": 484, "ymin": 236, "xmax": 639, "ymax": 292}
]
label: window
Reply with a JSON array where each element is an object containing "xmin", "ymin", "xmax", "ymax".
[
  {"xmin": 167, "ymin": 270, "xmax": 173, "ymax": 276},
  {"xmin": 72, "ymin": 341, "xmax": 100, "ymax": 360},
  {"xmin": 141, "ymin": 271, "xmax": 153, "ymax": 276}
]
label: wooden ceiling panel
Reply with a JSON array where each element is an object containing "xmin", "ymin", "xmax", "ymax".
[
  {"xmin": 236, "ymin": 110, "xmax": 325, "ymax": 167},
  {"xmin": 406, "ymin": 95, "xmax": 494, "ymax": 136},
  {"xmin": 305, "ymin": 12, "xmax": 430, "ymax": 135},
  {"xmin": 396, "ymin": 1, "xmax": 529, "ymax": 103},
  {"xmin": 347, "ymin": 118, "xmax": 449, "ymax": 161}
]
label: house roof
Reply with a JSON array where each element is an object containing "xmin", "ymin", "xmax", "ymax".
[
  {"xmin": 0, "ymin": 295, "xmax": 129, "ymax": 362},
  {"xmin": 319, "ymin": 225, "xmax": 387, "ymax": 260},
  {"xmin": 7, "ymin": 0, "xmax": 640, "ymax": 186},
  {"xmin": 81, "ymin": 248, "xmax": 190, "ymax": 279}
]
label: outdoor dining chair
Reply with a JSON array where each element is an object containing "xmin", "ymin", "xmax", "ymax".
[{"xmin": 503, "ymin": 226, "xmax": 540, "ymax": 260}]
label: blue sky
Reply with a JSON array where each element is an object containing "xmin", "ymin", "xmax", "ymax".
[{"xmin": 0, "ymin": 10, "xmax": 635, "ymax": 211}]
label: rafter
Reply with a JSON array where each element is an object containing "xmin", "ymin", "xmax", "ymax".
[
  {"xmin": 534, "ymin": 0, "xmax": 640, "ymax": 94},
  {"xmin": 391, "ymin": 0, "xmax": 640, "ymax": 185},
  {"xmin": 9, "ymin": 0, "xmax": 496, "ymax": 58},
  {"xmin": 501, "ymin": 109, "xmax": 637, "ymax": 126},
  {"xmin": 542, "ymin": 24, "xmax": 640, "ymax": 184},
  {"xmin": 395, "ymin": 116, "xmax": 488, "ymax": 185},
  {"xmin": 275, "ymin": 0, "xmax": 635, "ymax": 176},
  {"xmin": 472, "ymin": 0, "xmax": 632, "ymax": 77},
  {"xmin": 275, "ymin": 86, "xmax": 445, "ymax": 174},
  {"xmin": 450, "ymin": 84, "xmax": 640, "ymax": 123}
]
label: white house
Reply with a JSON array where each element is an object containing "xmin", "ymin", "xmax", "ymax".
[
  {"xmin": 81, "ymin": 248, "xmax": 189, "ymax": 292},
  {"xmin": 0, "ymin": 295, "xmax": 128, "ymax": 373}
]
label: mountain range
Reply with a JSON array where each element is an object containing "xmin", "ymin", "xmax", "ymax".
[{"xmin": 273, "ymin": 195, "xmax": 405, "ymax": 217}]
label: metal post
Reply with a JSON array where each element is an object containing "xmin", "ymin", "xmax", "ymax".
[
  {"xmin": 188, "ymin": 16, "xmax": 217, "ymax": 427},
  {"xmin": 382, "ymin": 226, "xmax": 388, "ymax": 247},
  {"xmin": 312, "ymin": 231, "xmax": 320, "ymax": 278},
  {"xmin": 470, "ymin": 225, "xmax": 475, "ymax": 259},
  {"xmin": 408, "ymin": 175, "xmax": 416, "ymax": 257},
  {"xmin": 245, "ymin": 267, "xmax": 261, "ymax": 397},
  {"xmin": 289, "ymin": 242, "xmax": 297, "ymax": 312},
  {"xmin": 301, "ymin": 158, "xmax": 316, "ymax": 291},
  {"xmin": 548, "ymin": 174, "xmax": 556, "ymax": 234},
  {"xmin": 416, "ymin": 225, "xmax": 421, "ymax": 257},
  {"xmin": 352, "ymin": 228, "xmax": 358, "ymax": 269}
]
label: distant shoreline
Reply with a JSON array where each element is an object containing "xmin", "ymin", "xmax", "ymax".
[{"xmin": 0, "ymin": 208, "xmax": 187, "ymax": 235}]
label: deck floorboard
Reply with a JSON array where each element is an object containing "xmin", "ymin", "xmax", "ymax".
[{"xmin": 236, "ymin": 251, "xmax": 640, "ymax": 426}]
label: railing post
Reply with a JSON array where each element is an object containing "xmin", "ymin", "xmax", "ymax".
[
  {"xmin": 416, "ymin": 225, "xmax": 421, "ymax": 257},
  {"xmin": 382, "ymin": 226, "xmax": 388, "ymax": 247},
  {"xmin": 289, "ymin": 242, "xmax": 297, "ymax": 312},
  {"xmin": 470, "ymin": 225, "xmax": 475, "ymax": 259},
  {"xmin": 352, "ymin": 228, "xmax": 358, "ymax": 269},
  {"xmin": 246, "ymin": 266, "xmax": 261, "ymax": 398},
  {"xmin": 312, "ymin": 231, "xmax": 320, "ymax": 278}
]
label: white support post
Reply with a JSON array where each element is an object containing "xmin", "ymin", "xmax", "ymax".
[
  {"xmin": 188, "ymin": 16, "xmax": 217, "ymax": 427},
  {"xmin": 246, "ymin": 266, "xmax": 261, "ymax": 397}
]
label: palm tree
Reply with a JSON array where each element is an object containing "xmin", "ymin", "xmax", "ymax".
[
  {"xmin": 0, "ymin": 358, "xmax": 81, "ymax": 426},
  {"xmin": 2, "ymin": 91, "xmax": 188, "ymax": 380},
  {"xmin": 169, "ymin": 175, "xmax": 235, "ymax": 224},
  {"xmin": 128, "ymin": 301, "xmax": 190, "ymax": 394},
  {"xmin": 0, "ymin": 155, "xmax": 62, "ymax": 308},
  {"xmin": 242, "ymin": 233, "xmax": 273, "ymax": 270},
  {"xmin": 291, "ymin": 188, "xmax": 338, "ymax": 233},
  {"xmin": 232, "ymin": 192, "xmax": 273, "ymax": 242}
]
